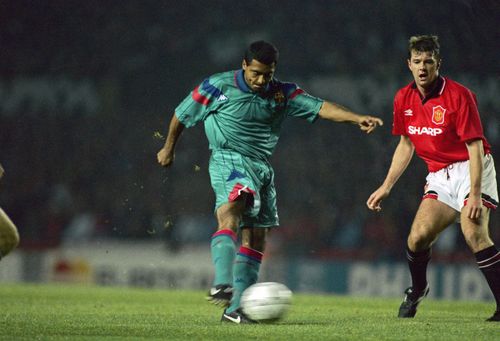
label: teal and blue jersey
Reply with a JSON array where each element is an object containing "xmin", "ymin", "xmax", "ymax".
[{"xmin": 175, "ymin": 69, "xmax": 324, "ymax": 160}]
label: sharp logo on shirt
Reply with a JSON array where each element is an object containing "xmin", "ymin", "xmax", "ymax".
[
  {"xmin": 432, "ymin": 105, "xmax": 446, "ymax": 125},
  {"xmin": 408, "ymin": 125, "xmax": 443, "ymax": 136},
  {"xmin": 217, "ymin": 94, "xmax": 228, "ymax": 102},
  {"xmin": 404, "ymin": 109, "xmax": 413, "ymax": 116}
]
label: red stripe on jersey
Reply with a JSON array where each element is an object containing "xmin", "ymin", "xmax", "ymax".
[
  {"xmin": 289, "ymin": 88, "xmax": 305, "ymax": 99},
  {"xmin": 238, "ymin": 246, "xmax": 263, "ymax": 262},
  {"xmin": 192, "ymin": 86, "xmax": 211, "ymax": 105}
]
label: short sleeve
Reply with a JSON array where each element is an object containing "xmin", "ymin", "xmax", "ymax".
[
  {"xmin": 283, "ymin": 83, "xmax": 324, "ymax": 123},
  {"xmin": 392, "ymin": 92, "xmax": 406, "ymax": 136},
  {"xmin": 455, "ymin": 89, "xmax": 484, "ymax": 142},
  {"xmin": 175, "ymin": 78, "xmax": 222, "ymax": 128}
]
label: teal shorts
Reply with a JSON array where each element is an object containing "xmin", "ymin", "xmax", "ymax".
[{"xmin": 209, "ymin": 149, "xmax": 279, "ymax": 228}]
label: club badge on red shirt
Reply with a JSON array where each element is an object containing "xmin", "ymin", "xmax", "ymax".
[{"xmin": 432, "ymin": 105, "xmax": 446, "ymax": 125}]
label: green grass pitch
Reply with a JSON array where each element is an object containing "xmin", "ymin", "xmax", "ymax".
[{"xmin": 0, "ymin": 283, "xmax": 497, "ymax": 340}]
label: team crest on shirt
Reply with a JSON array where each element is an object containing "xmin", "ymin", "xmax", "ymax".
[
  {"xmin": 432, "ymin": 105, "xmax": 446, "ymax": 125},
  {"xmin": 274, "ymin": 90, "xmax": 285, "ymax": 104}
]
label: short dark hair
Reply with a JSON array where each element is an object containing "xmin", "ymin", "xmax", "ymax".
[
  {"xmin": 408, "ymin": 35, "xmax": 440, "ymax": 60},
  {"xmin": 244, "ymin": 40, "xmax": 279, "ymax": 65}
]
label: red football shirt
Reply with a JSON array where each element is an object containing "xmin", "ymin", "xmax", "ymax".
[{"xmin": 393, "ymin": 76, "xmax": 491, "ymax": 172}]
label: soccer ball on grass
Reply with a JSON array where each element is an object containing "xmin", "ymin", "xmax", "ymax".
[{"xmin": 240, "ymin": 282, "xmax": 292, "ymax": 322}]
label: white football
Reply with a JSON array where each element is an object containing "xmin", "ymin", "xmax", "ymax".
[{"xmin": 240, "ymin": 282, "xmax": 292, "ymax": 322}]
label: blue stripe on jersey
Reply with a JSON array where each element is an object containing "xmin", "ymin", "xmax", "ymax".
[
  {"xmin": 281, "ymin": 82, "xmax": 298, "ymax": 97},
  {"xmin": 201, "ymin": 79, "xmax": 223, "ymax": 99}
]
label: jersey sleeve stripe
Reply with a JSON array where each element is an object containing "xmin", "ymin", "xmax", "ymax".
[
  {"xmin": 201, "ymin": 79, "xmax": 223, "ymax": 98},
  {"xmin": 192, "ymin": 86, "xmax": 211, "ymax": 105},
  {"xmin": 289, "ymin": 88, "xmax": 305, "ymax": 99},
  {"xmin": 191, "ymin": 78, "xmax": 224, "ymax": 105}
]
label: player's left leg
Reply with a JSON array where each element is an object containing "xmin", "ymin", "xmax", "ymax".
[
  {"xmin": 225, "ymin": 227, "xmax": 268, "ymax": 316},
  {"xmin": 220, "ymin": 155, "xmax": 278, "ymax": 323},
  {"xmin": 226, "ymin": 157, "xmax": 278, "ymax": 314},
  {"xmin": 0, "ymin": 207, "xmax": 20, "ymax": 260},
  {"xmin": 460, "ymin": 206, "xmax": 500, "ymax": 321}
]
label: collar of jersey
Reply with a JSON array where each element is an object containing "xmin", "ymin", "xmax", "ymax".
[
  {"xmin": 235, "ymin": 69, "xmax": 270, "ymax": 94},
  {"xmin": 411, "ymin": 76, "xmax": 446, "ymax": 104}
]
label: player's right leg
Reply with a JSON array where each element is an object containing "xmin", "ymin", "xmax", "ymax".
[
  {"xmin": 225, "ymin": 227, "xmax": 266, "ymax": 311},
  {"xmin": 399, "ymin": 198, "xmax": 457, "ymax": 318},
  {"xmin": 0, "ymin": 207, "xmax": 20, "ymax": 260},
  {"xmin": 221, "ymin": 227, "xmax": 267, "ymax": 324}
]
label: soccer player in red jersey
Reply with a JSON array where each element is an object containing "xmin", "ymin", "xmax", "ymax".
[
  {"xmin": 0, "ymin": 163, "xmax": 20, "ymax": 261},
  {"xmin": 367, "ymin": 35, "xmax": 499, "ymax": 321}
]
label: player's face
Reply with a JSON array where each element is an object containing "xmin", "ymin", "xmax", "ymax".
[
  {"xmin": 242, "ymin": 59, "xmax": 276, "ymax": 93},
  {"xmin": 407, "ymin": 50, "xmax": 440, "ymax": 93}
]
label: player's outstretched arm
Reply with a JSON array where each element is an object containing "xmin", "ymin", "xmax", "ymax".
[
  {"xmin": 367, "ymin": 136, "xmax": 414, "ymax": 211},
  {"xmin": 157, "ymin": 114, "xmax": 185, "ymax": 168},
  {"xmin": 318, "ymin": 101, "xmax": 383, "ymax": 133}
]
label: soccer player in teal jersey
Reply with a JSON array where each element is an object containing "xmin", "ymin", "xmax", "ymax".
[
  {"xmin": 0, "ymin": 163, "xmax": 20, "ymax": 261},
  {"xmin": 157, "ymin": 41, "xmax": 383, "ymax": 324}
]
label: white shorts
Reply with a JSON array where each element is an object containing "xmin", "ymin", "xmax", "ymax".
[{"xmin": 423, "ymin": 154, "xmax": 498, "ymax": 212}]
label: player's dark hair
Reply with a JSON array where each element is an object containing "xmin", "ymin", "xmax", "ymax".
[
  {"xmin": 408, "ymin": 35, "xmax": 440, "ymax": 60},
  {"xmin": 244, "ymin": 41, "xmax": 279, "ymax": 65}
]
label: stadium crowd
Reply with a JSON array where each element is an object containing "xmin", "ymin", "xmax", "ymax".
[{"xmin": 1, "ymin": 0, "xmax": 498, "ymax": 261}]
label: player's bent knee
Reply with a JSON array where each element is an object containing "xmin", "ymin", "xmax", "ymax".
[
  {"xmin": 216, "ymin": 214, "xmax": 241, "ymax": 233},
  {"xmin": 407, "ymin": 230, "xmax": 435, "ymax": 251},
  {"xmin": 0, "ymin": 211, "xmax": 20, "ymax": 256},
  {"xmin": 216, "ymin": 201, "xmax": 246, "ymax": 231},
  {"xmin": 0, "ymin": 230, "xmax": 20, "ymax": 256}
]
